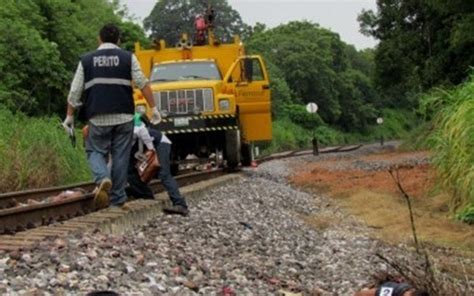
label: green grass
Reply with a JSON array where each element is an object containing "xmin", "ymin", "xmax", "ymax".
[
  {"xmin": 419, "ymin": 74, "xmax": 474, "ymax": 214},
  {"xmin": 0, "ymin": 106, "xmax": 91, "ymax": 192},
  {"xmin": 261, "ymin": 118, "xmax": 312, "ymax": 154},
  {"xmin": 263, "ymin": 108, "xmax": 416, "ymax": 155}
]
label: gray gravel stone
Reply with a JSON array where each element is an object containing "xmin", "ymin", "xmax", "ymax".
[{"xmin": 0, "ymin": 143, "xmax": 470, "ymax": 295}]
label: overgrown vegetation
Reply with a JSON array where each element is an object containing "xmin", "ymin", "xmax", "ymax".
[
  {"xmin": 263, "ymin": 107, "xmax": 414, "ymax": 154},
  {"xmin": 247, "ymin": 21, "xmax": 380, "ymax": 132},
  {"xmin": 419, "ymin": 75, "xmax": 474, "ymax": 221},
  {"xmin": 359, "ymin": 0, "xmax": 474, "ymax": 108},
  {"xmin": 359, "ymin": 0, "xmax": 473, "ymax": 223},
  {"xmin": 0, "ymin": 107, "xmax": 90, "ymax": 192},
  {"xmin": 0, "ymin": 0, "xmax": 149, "ymax": 116}
]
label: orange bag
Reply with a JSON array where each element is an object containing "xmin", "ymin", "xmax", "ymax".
[{"xmin": 136, "ymin": 150, "xmax": 160, "ymax": 183}]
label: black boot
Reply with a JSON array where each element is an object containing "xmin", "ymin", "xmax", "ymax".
[{"xmin": 163, "ymin": 205, "xmax": 189, "ymax": 216}]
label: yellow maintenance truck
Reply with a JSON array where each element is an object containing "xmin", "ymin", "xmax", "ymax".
[{"xmin": 133, "ymin": 16, "xmax": 271, "ymax": 170}]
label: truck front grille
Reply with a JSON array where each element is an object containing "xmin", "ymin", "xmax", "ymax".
[{"xmin": 153, "ymin": 88, "xmax": 214, "ymax": 115}]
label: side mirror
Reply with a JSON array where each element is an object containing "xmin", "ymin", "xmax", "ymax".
[{"xmin": 243, "ymin": 58, "xmax": 253, "ymax": 82}]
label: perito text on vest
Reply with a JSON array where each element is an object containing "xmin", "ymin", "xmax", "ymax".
[{"xmin": 93, "ymin": 55, "xmax": 120, "ymax": 67}]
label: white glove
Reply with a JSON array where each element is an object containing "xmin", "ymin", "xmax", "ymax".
[
  {"xmin": 150, "ymin": 107, "xmax": 162, "ymax": 125},
  {"xmin": 62, "ymin": 115, "xmax": 74, "ymax": 131}
]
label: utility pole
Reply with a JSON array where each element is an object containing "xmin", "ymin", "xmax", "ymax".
[
  {"xmin": 306, "ymin": 102, "xmax": 319, "ymax": 155},
  {"xmin": 377, "ymin": 117, "xmax": 384, "ymax": 146}
]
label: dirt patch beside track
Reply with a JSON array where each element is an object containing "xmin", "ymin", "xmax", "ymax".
[{"xmin": 290, "ymin": 149, "xmax": 474, "ymax": 253}]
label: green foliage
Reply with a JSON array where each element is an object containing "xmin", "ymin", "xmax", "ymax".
[
  {"xmin": 0, "ymin": 107, "xmax": 90, "ymax": 192},
  {"xmin": 0, "ymin": 0, "xmax": 149, "ymax": 116},
  {"xmin": 314, "ymin": 125, "xmax": 345, "ymax": 145},
  {"xmin": 0, "ymin": 0, "xmax": 68, "ymax": 115},
  {"xmin": 144, "ymin": 0, "xmax": 250, "ymax": 45},
  {"xmin": 359, "ymin": 0, "xmax": 474, "ymax": 108},
  {"xmin": 263, "ymin": 118, "xmax": 312, "ymax": 154},
  {"xmin": 247, "ymin": 21, "xmax": 378, "ymax": 131},
  {"xmin": 281, "ymin": 104, "xmax": 323, "ymax": 130},
  {"xmin": 377, "ymin": 108, "xmax": 416, "ymax": 139},
  {"xmin": 265, "ymin": 61, "xmax": 293, "ymax": 118},
  {"xmin": 455, "ymin": 205, "xmax": 474, "ymax": 225},
  {"xmin": 420, "ymin": 74, "xmax": 474, "ymax": 212},
  {"xmin": 262, "ymin": 111, "xmax": 412, "ymax": 156}
]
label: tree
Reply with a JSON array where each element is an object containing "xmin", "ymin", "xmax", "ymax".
[
  {"xmin": 0, "ymin": 0, "xmax": 149, "ymax": 116},
  {"xmin": 0, "ymin": 0, "xmax": 67, "ymax": 114},
  {"xmin": 358, "ymin": 0, "xmax": 474, "ymax": 107},
  {"xmin": 247, "ymin": 21, "xmax": 377, "ymax": 130},
  {"xmin": 144, "ymin": 0, "xmax": 250, "ymax": 45}
]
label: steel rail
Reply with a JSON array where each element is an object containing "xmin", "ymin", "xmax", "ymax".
[
  {"xmin": 0, "ymin": 182, "xmax": 96, "ymax": 210},
  {"xmin": 257, "ymin": 144, "xmax": 362, "ymax": 163},
  {"xmin": 0, "ymin": 169, "xmax": 226, "ymax": 235},
  {"xmin": 0, "ymin": 168, "xmax": 200, "ymax": 210}
]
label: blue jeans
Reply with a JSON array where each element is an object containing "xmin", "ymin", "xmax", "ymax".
[
  {"xmin": 127, "ymin": 128, "xmax": 187, "ymax": 208},
  {"xmin": 86, "ymin": 121, "xmax": 134, "ymax": 205}
]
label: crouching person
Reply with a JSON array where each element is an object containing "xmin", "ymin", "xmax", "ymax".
[{"xmin": 127, "ymin": 114, "xmax": 189, "ymax": 216}]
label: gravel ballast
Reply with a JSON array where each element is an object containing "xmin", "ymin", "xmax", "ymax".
[{"xmin": 0, "ymin": 144, "xmax": 470, "ymax": 295}]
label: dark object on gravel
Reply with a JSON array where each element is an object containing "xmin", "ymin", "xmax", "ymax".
[
  {"xmin": 354, "ymin": 282, "xmax": 429, "ymax": 296},
  {"xmin": 86, "ymin": 291, "xmax": 119, "ymax": 296},
  {"xmin": 163, "ymin": 205, "xmax": 189, "ymax": 216},
  {"xmin": 239, "ymin": 221, "xmax": 253, "ymax": 230}
]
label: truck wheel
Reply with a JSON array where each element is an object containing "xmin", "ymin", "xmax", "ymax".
[
  {"xmin": 225, "ymin": 129, "xmax": 241, "ymax": 169},
  {"xmin": 241, "ymin": 143, "xmax": 252, "ymax": 166}
]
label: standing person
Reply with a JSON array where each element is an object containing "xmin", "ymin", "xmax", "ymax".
[
  {"xmin": 62, "ymin": 24, "xmax": 161, "ymax": 208},
  {"xmin": 127, "ymin": 114, "xmax": 189, "ymax": 216}
]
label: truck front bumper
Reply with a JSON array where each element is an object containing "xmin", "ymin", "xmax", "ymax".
[{"xmin": 157, "ymin": 114, "xmax": 238, "ymax": 135}]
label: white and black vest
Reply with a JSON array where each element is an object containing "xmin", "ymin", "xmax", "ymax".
[{"xmin": 80, "ymin": 48, "xmax": 134, "ymax": 121}]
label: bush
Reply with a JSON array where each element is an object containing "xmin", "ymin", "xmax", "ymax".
[
  {"xmin": 314, "ymin": 125, "xmax": 345, "ymax": 145},
  {"xmin": 282, "ymin": 103, "xmax": 323, "ymax": 130},
  {"xmin": 262, "ymin": 118, "xmax": 312, "ymax": 154},
  {"xmin": 0, "ymin": 106, "xmax": 91, "ymax": 192},
  {"xmin": 377, "ymin": 108, "xmax": 416, "ymax": 139}
]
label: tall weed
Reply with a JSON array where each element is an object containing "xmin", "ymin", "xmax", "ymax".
[
  {"xmin": 0, "ymin": 107, "xmax": 90, "ymax": 192},
  {"xmin": 420, "ymin": 75, "xmax": 474, "ymax": 213}
]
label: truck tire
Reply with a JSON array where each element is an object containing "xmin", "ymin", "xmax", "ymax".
[
  {"xmin": 241, "ymin": 143, "xmax": 252, "ymax": 166},
  {"xmin": 225, "ymin": 129, "xmax": 241, "ymax": 169}
]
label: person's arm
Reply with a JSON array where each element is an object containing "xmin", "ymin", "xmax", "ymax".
[
  {"xmin": 140, "ymin": 83, "xmax": 155, "ymax": 108},
  {"xmin": 136, "ymin": 125, "xmax": 155, "ymax": 151},
  {"xmin": 131, "ymin": 55, "xmax": 161, "ymax": 124},
  {"xmin": 63, "ymin": 62, "xmax": 84, "ymax": 129}
]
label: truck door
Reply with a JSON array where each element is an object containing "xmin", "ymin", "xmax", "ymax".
[{"xmin": 224, "ymin": 56, "xmax": 272, "ymax": 142}]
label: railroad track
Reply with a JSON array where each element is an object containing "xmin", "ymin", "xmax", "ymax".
[
  {"xmin": 257, "ymin": 144, "xmax": 362, "ymax": 163},
  {"xmin": 0, "ymin": 170, "xmax": 225, "ymax": 235},
  {"xmin": 0, "ymin": 144, "xmax": 362, "ymax": 236}
]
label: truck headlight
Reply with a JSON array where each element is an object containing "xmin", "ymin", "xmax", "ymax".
[
  {"xmin": 136, "ymin": 104, "xmax": 146, "ymax": 115},
  {"xmin": 219, "ymin": 99, "xmax": 230, "ymax": 111}
]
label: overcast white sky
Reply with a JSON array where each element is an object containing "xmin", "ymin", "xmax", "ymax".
[{"xmin": 122, "ymin": 0, "xmax": 378, "ymax": 50}]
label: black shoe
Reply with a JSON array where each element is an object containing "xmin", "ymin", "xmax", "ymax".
[{"xmin": 163, "ymin": 205, "xmax": 189, "ymax": 216}]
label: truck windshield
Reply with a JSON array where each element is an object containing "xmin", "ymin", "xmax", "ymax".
[{"xmin": 150, "ymin": 61, "xmax": 221, "ymax": 82}]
